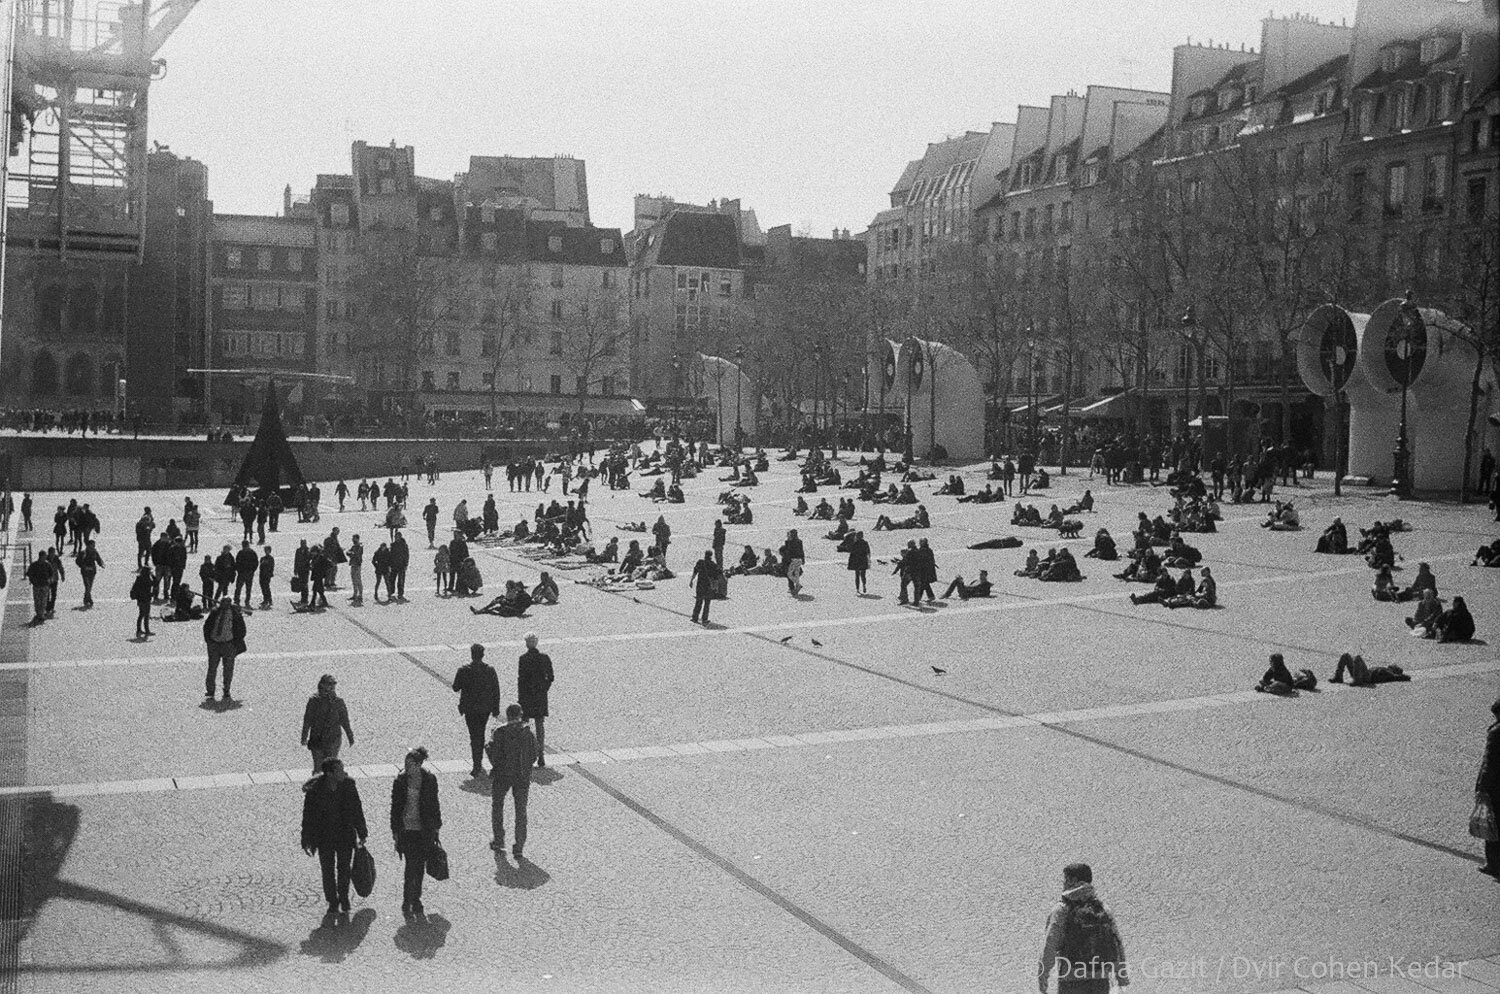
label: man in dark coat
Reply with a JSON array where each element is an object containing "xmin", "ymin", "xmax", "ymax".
[
  {"xmin": 452, "ymin": 644, "xmax": 501, "ymax": 778},
  {"xmin": 293, "ymin": 539, "xmax": 311, "ymax": 606},
  {"xmin": 301, "ymin": 757, "xmax": 368, "ymax": 915},
  {"xmin": 1480, "ymin": 698, "xmax": 1500, "ymax": 878},
  {"xmin": 389, "ymin": 748, "xmax": 441, "ymax": 919},
  {"xmin": 213, "ymin": 544, "xmax": 237, "ymax": 602},
  {"xmin": 233, "ymin": 541, "xmax": 259, "ymax": 608},
  {"xmin": 389, "ymin": 533, "xmax": 410, "ymax": 601},
  {"xmin": 518, "ymin": 632, "xmax": 555, "ymax": 767},
  {"xmin": 690, "ymin": 550, "xmax": 722, "ymax": 626},
  {"xmin": 202, "ymin": 597, "xmax": 246, "ymax": 700},
  {"xmin": 913, "ymin": 538, "xmax": 937, "ymax": 604}
]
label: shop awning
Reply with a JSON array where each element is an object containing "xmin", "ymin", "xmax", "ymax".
[{"xmin": 1075, "ymin": 390, "xmax": 1140, "ymax": 419}]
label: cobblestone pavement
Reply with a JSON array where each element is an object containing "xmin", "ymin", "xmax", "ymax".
[{"xmin": 1, "ymin": 450, "xmax": 1497, "ymax": 994}]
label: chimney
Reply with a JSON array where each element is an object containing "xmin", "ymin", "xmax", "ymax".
[{"xmin": 283, "ymin": 183, "xmax": 292, "ymax": 217}]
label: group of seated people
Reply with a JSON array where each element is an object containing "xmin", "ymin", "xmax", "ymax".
[
  {"xmin": 1403, "ymin": 589, "xmax": 1475, "ymax": 642},
  {"xmin": 1260, "ymin": 501, "xmax": 1300, "ymax": 531},
  {"xmin": 719, "ymin": 461, "xmax": 760, "ymax": 487},
  {"xmin": 1128, "ymin": 566, "xmax": 1216, "ymax": 608},
  {"xmin": 934, "ymin": 475, "xmax": 966, "ymax": 496},
  {"xmin": 1253, "ymin": 653, "xmax": 1319, "ymax": 694},
  {"xmin": 1168, "ymin": 495, "xmax": 1219, "ymax": 533},
  {"xmin": 867, "ymin": 482, "xmax": 918, "ymax": 505},
  {"xmin": 957, "ymin": 484, "xmax": 1005, "ymax": 504},
  {"xmin": 1474, "ymin": 539, "xmax": 1500, "ymax": 567},
  {"xmin": 1113, "ymin": 545, "xmax": 1165, "ymax": 584},
  {"xmin": 1063, "ymin": 491, "xmax": 1095, "ymax": 515},
  {"xmin": 1314, "ymin": 517, "xmax": 1354, "ymax": 554},
  {"xmin": 641, "ymin": 478, "xmax": 685, "ymax": 503},
  {"xmin": 1159, "ymin": 535, "xmax": 1203, "ymax": 570},
  {"xmin": 901, "ymin": 469, "xmax": 936, "ymax": 483},
  {"xmin": 1083, "ymin": 528, "xmax": 1118, "ymax": 561},
  {"xmin": 1013, "ymin": 547, "xmax": 1083, "ymax": 582},
  {"xmin": 795, "ymin": 496, "xmax": 854, "ymax": 522},
  {"xmin": 1358, "ymin": 519, "xmax": 1409, "ymax": 568},
  {"xmin": 727, "ymin": 545, "xmax": 785, "ymax": 578},
  {"xmin": 162, "ymin": 582, "xmax": 206, "ymax": 621},
  {"xmin": 584, "ymin": 540, "xmax": 675, "ymax": 587},
  {"xmin": 1133, "ymin": 512, "xmax": 1175, "ymax": 546},
  {"xmin": 470, "ymin": 578, "xmax": 540, "ymax": 617},
  {"xmin": 873, "ymin": 504, "xmax": 930, "ymax": 531},
  {"xmin": 940, "ymin": 570, "xmax": 993, "ymax": 599}
]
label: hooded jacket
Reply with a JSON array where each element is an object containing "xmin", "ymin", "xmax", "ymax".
[{"xmin": 1037, "ymin": 882, "xmax": 1128, "ymax": 989}]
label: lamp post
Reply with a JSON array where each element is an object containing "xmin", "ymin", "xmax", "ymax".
[
  {"xmin": 812, "ymin": 343, "xmax": 824, "ymax": 447},
  {"xmin": 670, "ymin": 352, "xmax": 681, "ymax": 436},
  {"xmin": 1389, "ymin": 291, "xmax": 1423, "ymax": 499},
  {"xmin": 1179, "ymin": 305, "xmax": 1197, "ymax": 440},
  {"xmin": 861, "ymin": 356, "xmax": 871, "ymax": 454},
  {"xmin": 733, "ymin": 344, "xmax": 745, "ymax": 452},
  {"xmin": 1025, "ymin": 328, "xmax": 1037, "ymax": 450},
  {"xmin": 903, "ymin": 345, "xmax": 914, "ymax": 463}
]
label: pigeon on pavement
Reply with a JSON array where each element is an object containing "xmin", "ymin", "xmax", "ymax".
[{"xmin": 931, "ymin": 666, "xmax": 947, "ymax": 675}]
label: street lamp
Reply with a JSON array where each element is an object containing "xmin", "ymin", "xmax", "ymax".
[
  {"xmin": 812, "ymin": 343, "xmax": 824, "ymax": 445},
  {"xmin": 1389, "ymin": 291, "xmax": 1424, "ymax": 499},
  {"xmin": 1025, "ymin": 328, "xmax": 1037, "ymax": 450},
  {"xmin": 836, "ymin": 370, "xmax": 849, "ymax": 460},
  {"xmin": 903, "ymin": 344, "xmax": 915, "ymax": 463},
  {"xmin": 1179, "ymin": 305, "xmax": 1198, "ymax": 440},
  {"xmin": 670, "ymin": 351, "xmax": 682, "ymax": 436},
  {"xmin": 733, "ymin": 344, "xmax": 745, "ymax": 452}
]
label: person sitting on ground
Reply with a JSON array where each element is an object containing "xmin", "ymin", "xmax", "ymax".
[
  {"xmin": 1166, "ymin": 566, "xmax": 1216, "ymax": 608},
  {"xmin": 1038, "ymin": 547, "xmax": 1082, "ymax": 582},
  {"xmin": 1015, "ymin": 549, "xmax": 1040, "ymax": 577},
  {"xmin": 1365, "ymin": 531, "xmax": 1396, "ymax": 570},
  {"xmin": 163, "ymin": 582, "xmax": 204, "ymax": 621},
  {"xmin": 619, "ymin": 540, "xmax": 644, "ymax": 575},
  {"xmin": 1161, "ymin": 535, "xmax": 1203, "ymax": 569},
  {"xmin": 935, "ymin": 475, "xmax": 966, "ymax": 496},
  {"xmin": 587, "ymin": 537, "xmax": 619, "ymax": 564},
  {"xmin": 1131, "ymin": 569, "xmax": 1189, "ymax": 606},
  {"xmin": 453, "ymin": 557, "xmax": 482, "ymax": 596},
  {"xmin": 1405, "ymin": 587, "xmax": 1443, "ymax": 634},
  {"xmin": 1085, "ymin": 528, "xmax": 1118, "ymax": 560},
  {"xmin": 470, "ymin": 580, "xmax": 532, "ymax": 617},
  {"xmin": 1254, "ymin": 652, "xmax": 1316, "ymax": 694},
  {"xmin": 1043, "ymin": 504, "xmax": 1064, "ymax": 529},
  {"xmin": 727, "ymin": 545, "xmax": 760, "ymax": 577},
  {"xmin": 1433, "ymin": 596, "xmax": 1475, "ymax": 643},
  {"xmin": 890, "ymin": 484, "xmax": 916, "ymax": 505},
  {"xmin": 725, "ymin": 498, "xmax": 753, "ymax": 525},
  {"xmin": 531, "ymin": 571, "xmax": 560, "ymax": 605},
  {"xmin": 957, "ymin": 484, "xmax": 1001, "ymax": 504},
  {"xmin": 792, "ymin": 495, "xmax": 809, "ymax": 516},
  {"xmin": 1031, "ymin": 468, "xmax": 1051, "ymax": 490},
  {"xmin": 1149, "ymin": 515, "xmax": 1173, "ymax": 544},
  {"xmin": 1262, "ymin": 501, "xmax": 1300, "ymax": 530},
  {"xmin": 1011, "ymin": 503, "xmax": 1044, "ymax": 527},
  {"xmin": 809, "ymin": 498, "xmax": 835, "ymax": 521},
  {"xmin": 719, "ymin": 462, "xmax": 742, "ymax": 482},
  {"xmin": 1371, "ymin": 566, "xmax": 1398, "ymax": 601},
  {"xmin": 1063, "ymin": 490, "xmax": 1094, "ymax": 515},
  {"xmin": 642, "ymin": 478, "xmax": 666, "ymax": 500},
  {"xmin": 502, "ymin": 518, "xmax": 531, "ymax": 542},
  {"xmin": 873, "ymin": 504, "xmax": 930, "ymax": 531},
  {"xmin": 1473, "ymin": 539, "xmax": 1500, "ymax": 567},
  {"xmin": 1395, "ymin": 562, "xmax": 1437, "ymax": 602},
  {"xmin": 666, "ymin": 483, "xmax": 685, "ymax": 504},
  {"xmin": 796, "ymin": 474, "xmax": 819, "ymax": 495},
  {"xmin": 1330, "ymin": 652, "xmax": 1411, "ymax": 686},
  {"xmin": 1315, "ymin": 517, "xmax": 1350, "ymax": 554},
  {"xmin": 824, "ymin": 517, "xmax": 851, "ymax": 541},
  {"xmin": 739, "ymin": 467, "xmax": 760, "ymax": 487},
  {"xmin": 744, "ymin": 548, "xmax": 782, "ymax": 577},
  {"xmin": 941, "ymin": 570, "xmax": 994, "ymax": 600}
]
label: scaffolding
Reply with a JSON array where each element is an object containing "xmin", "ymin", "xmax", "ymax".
[{"xmin": 3, "ymin": 0, "xmax": 198, "ymax": 260}]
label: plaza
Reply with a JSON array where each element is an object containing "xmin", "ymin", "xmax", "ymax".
[{"xmin": 1, "ymin": 447, "xmax": 1497, "ymax": 993}]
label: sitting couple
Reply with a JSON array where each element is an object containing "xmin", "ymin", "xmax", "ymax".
[
  {"xmin": 873, "ymin": 505, "xmax": 930, "ymax": 531},
  {"xmin": 471, "ymin": 580, "xmax": 534, "ymax": 617}
]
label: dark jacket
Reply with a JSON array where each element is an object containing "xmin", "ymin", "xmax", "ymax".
[
  {"xmin": 1479, "ymin": 722, "xmax": 1500, "ymax": 799},
  {"xmin": 846, "ymin": 538, "xmax": 870, "ymax": 571},
  {"xmin": 301, "ymin": 774, "xmax": 367, "ymax": 851},
  {"xmin": 213, "ymin": 551, "xmax": 236, "ymax": 583},
  {"xmin": 452, "ymin": 660, "xmax": 501, "ymax": 717},
  {"xmin": 234, "ymin": 547, "xmax": 259, "ymax": 576},
  {"xmin": 390, "ymin": 538, "xmax": 410, "ymax": 571},
  {"xmin": 518, "ymin": 649, "xmax": 555, "ymax": 718},
  {"xmin": 389, "ymin": 769, "xmax": 441, "ymax": 838},
  {"xmin": 486, "ymin": 721, "xmax": 539, "ymax": 782},
  {"xmin": 202, "ymin": 603, "xmax": 247, "ymax": 651},
  {"xmin": 691, "ymin": 557, "xmax": 722, "ymax": 596}
]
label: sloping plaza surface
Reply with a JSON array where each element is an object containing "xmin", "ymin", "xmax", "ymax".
[{"xmin": 2, "ymin": 445, "xmax": 1497, "ymax": 994}]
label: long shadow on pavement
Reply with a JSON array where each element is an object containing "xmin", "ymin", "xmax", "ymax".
[
  {"xmin": 393, "ymin": 913, "xmax": 450, "ymax": 959},
  {"xmin": 299, "ymin": 908, "xmax": 375, "ymax": 963}
]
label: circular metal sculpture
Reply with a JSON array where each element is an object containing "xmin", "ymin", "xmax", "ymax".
[
  {"xmin": 1382, "ymin": 301, "xmax": 1427, "ymax": 388},
  {"xmin": 1314, "ymin": 305, "xmax": 1358, "ymax": 386},
  {"xmin": 883, "ymin": 343, "xmax": 898, "ymax": 390},
  {"xmin": 909, "ymin": 344, "xmax": 925, "ymax": 390}
]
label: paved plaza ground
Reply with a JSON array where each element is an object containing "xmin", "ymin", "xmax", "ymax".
[{"xmin": 1, "ymin": 446, "xmax": 1497, "ymax": 994}]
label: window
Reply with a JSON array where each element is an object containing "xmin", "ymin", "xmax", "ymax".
[
  {"xmin": 481, "ymin": 334, "xmax": 496, "ymax": 358},
  {"xmin": 1244, "ymin": 84, "xmax": 1257, "ymax": 105},
  {"xmin": 1382, "ymin": 239, "xmax": 1405, "ymax": 283},
  {"xmin": 429, "ymin": 207, "xmax": 443, "ymax": 222},
  {"xmin": 481, "ymin": 232, "xmax": 498, "ymax": 252},
  {"xmin": 1347, "ymin": 170, "xmax": 1368, "ymax": 223},
  {"xmin": 482, "ymin": 372, "xmax": 495, "ymax": 388},
  {"xmin": 549, "ymin": 374, "xmax": 562, "ymax": 394},
  {"xmin": 280, "ymin": 286, "xmax": 305, "ymax": 311},
  {"xmin": 550, "ymin": 266, "xmax": 564, "ymax": 288},
  {"xmin": 445, "ymin": 332, "xmax": 460, "ymax": 357},
  {"xmin": 222, "ymin": 283, "xmax": 248, "ymax": 309},
  {"xmin": 1468, "ymin": 176, "xmax": 1490, "ymax": 224},
  {"xmin": 1422, "ymin": 153, "xmax": 1448, "ymax": 209},
  {"xmin": 601, "ymin": 375, "xmax": 615, "ymax": 397},
  {"xmin": 325, "ymin": 298, "xmax": 340, "ymax": 320},
  {"xmin": 1272, "ymin": 148, "xmax": 1288, "ymax": 176},
  {"xmin": 549, "ymin": 328, "xmax": 563, "ymax": 355},
  {"xmin": 421, "ymin": 371, "xmax": 435, "ymax": 391},
  {"xmin": 575, "ymin": 376, "xmax": 587, "ymax": 395},
  {"xmin": 1043, "ymin": 204, "xmax": 1055, "ymax": 233},
  {"xmin": 1385, "ymin": 163, "xmax": 1408, "ymax": 215},
  {"xmin": 1419, "ymin": 36, "xmax": 1446, "ymax": 63},
  {"xmin": 1356, "ymin": 98, "xmax": 1374, "ymax": 136},
  {"xmin": 380, "ymin": 178, "xmax": 396, "ymax": 195},
  {"xmin": 346, "ymin": 301, "xmax": 357, "ymax": 321},
  {"xmin": 287, "ymin": 250, "xmax": 303, "ymax": 272},
  {"xmin": 1320, "ymin": 138, "xmax": 1332, "ymax": 169},
  {"xmin": 446, "ymin": 371, "xmax": 460, "ymax": 390},
  {"xmin": 600, "ymin": 238, "xmax": 615, "ymax": 255},
  {"xmin": 1393, "ymin": 88, "xmax": 1413, "ymax": 130},
  {"xmin": 1059, "ymin": 201, "xmax": 1072, "ymax": 231},
  {"xmin": 550, "ymin": 300, "xmax": 563, "ymax": 320},
  {"xmin": 601, "ymin": 270, "xmax": 615, "ymax": 288},
  {"xmin": 719, "ymin": 275, "xmax": 732, "ymax": 298},
  {"xmin": 330, "ymin": 203, "xmax": 350, "ymax": 227},
  {"xmin": 250, "ymin": 285, "xmax": 279, "ymax": 310},
  {"xmin": 548, "ymin": 235, "xmax": 563, "ymax": 254},
  {"xmin": 1024, "ymin": 209, "xmax": 1036, "ymax": 237}
]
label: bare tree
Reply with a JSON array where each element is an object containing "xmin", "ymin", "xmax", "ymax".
[
  {"xmin": 557, "ymin": 286, "xmax": 629, "ymax": 417},
  {"xmin": 479, "ymin": 266, "xmax": 533, "ymax": 425}
]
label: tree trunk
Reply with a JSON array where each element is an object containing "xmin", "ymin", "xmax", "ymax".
[
  {"xmin": 1278, "ymin": 339, "xmax": 1292, "ymax": 447},
  {"xmin": 1460, "ymin": 348, "xmax": 1486, "ymax": 504}
]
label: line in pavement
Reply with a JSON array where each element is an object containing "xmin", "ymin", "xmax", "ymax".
[
  {"xmin": 1, "ymin": 552, "xmax": 1477, "ymax": 673},
  {"xmin": 6, "ymin": 659, "xmax": 1497, "ymax": 800}
]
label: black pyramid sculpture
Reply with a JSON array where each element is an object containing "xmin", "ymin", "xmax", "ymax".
[{"xmin": 234, "ymin": 380, "xmax": 306, "ymax": 493}]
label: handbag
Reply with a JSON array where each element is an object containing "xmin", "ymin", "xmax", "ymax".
[
  {"xmin": 425, "ymin": 839, "xmax": 450, "ymax": 881},
  {"xmin": 289, "ymin": 576, "xmax": 306, "ymax": 594},
  {"xmin": 1470, "ymin": 792, "xmax": 1499, "ymax": 842},
  {"xmin": 351, "ymin": 842, "xmax": 376, "ymax": 897}
]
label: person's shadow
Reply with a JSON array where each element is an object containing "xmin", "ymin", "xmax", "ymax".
[
  {"xmin": 459, "ymin": 777, "xmax": 494, "ymax": 798},
  {"xmin": 198, "ymin": 698, "xmax": 245, "ymax": 713},
  {"xmin": 532, "ymin": 766, "xmax": 563, "ymax": 787},
  {"xmin": 394, "ymin": 912, "xmax": 451, "ymax": 959},
  {"xmin": 299, "ymin": 907, "xmax": 375, "ymax": 963},
  {"xmin": 494, "ymin": 854, "xmax": 551, "ymax": 890}
]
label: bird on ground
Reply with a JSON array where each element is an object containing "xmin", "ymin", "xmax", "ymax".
[
  {"xmin": 779, "ymin": 635, "xmax": 793, "ymax": 643},
  {"xmin": 811, "ymin": 638, "xmax": 823, "ymax": 647},
  {"xmin": 931, "ymin": 666, "xmax": 947, "ymax": 675}
]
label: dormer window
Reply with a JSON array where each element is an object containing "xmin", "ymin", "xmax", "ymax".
[
  {"xmin": 1419, "ymin": 37, "xmax": 1447, "ymax": 64},
  {"xmin": 1382, "ymin": 47, "xmax": 1410, "ymax": 75},
  {"xmin": 1220, "ymin": 88, "xmax": 1239, "ymax": 109},
  {"xmin": 1244, "ymin": 84, "xmax": 1258, "ymax": 104},
  {"xmin": 600, "ymin": 238, "xmax": 615, "ymax": 255},
  {"xmin": 1054, "ymin": 153, "xmax": 1071, "ymax": 180},
  {"xmin": 548, "ymin": 235, "xmax": 563, "ymax": 254}
]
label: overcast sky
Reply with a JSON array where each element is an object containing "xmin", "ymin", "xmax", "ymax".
[{"xmin": 150, "ymin": 0, "xmax": 1360, "ymax": 236}]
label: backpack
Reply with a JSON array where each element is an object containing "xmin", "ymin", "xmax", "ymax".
[{"xmin": 1056, "ymin": 900, "xmax": 1118, "ymax": 979}]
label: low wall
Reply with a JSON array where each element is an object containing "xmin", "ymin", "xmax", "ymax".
[{"xmin": 0, "ymin": 435, "xmax": 567, "ymax": 492}]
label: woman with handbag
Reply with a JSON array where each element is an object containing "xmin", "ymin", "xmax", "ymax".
[
  {"xmin": 301, "ymin": 757, "xmax": 368, "ymax": 916},
  {"xmin": 390, "ymin": 746, "xmax": 443, "ymax": 919},
  {"xmin": 1476, "ymin": 698, "xmax": 1500, "ymax": 878}
]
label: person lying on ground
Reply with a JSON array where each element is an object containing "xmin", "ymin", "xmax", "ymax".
[
  {"xmin": 941, "ymin": 570, "xmax": 994, "ymax": 600},
  {"xmin": 873, "ymin": 505, "xmax": 930, "ymax": 530},
  {"xmin": 957, "ymin": 484, "xmax": 1005, "ymax": 504},
  {"xmin": 968, "ymin": 535, "xmax": 1023, "ymax": 550},
  {"xmin": 1330, "ymin": 652, "xmax": 1411, "ymax": 686}
]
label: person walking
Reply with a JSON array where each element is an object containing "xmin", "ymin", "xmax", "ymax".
[
  {"xmin": 308, "ymin": 547, "xmax": 330, "ymax": 609},
  {"xmin": 517, "ymin": 632, "xmax": 555, "ymax": 766},
  {"xmin": 389, "ymin": 532, "xmax": 410, "ymax": 601},
  {"xmin": 894, "ymin": 540, "xmax": 917, "ymax": 605},
  {"xmin": 346, "ymin": 535, "xmax": 364, "ymax": 605},
  {"xmin": 301, "ymin": 674, "xmax": 355, "ymax": 773},
  {"xmin": 781, "ymin": 529, "xmax": 805, "ymax": 597},
  {"xmin": 652, "ymin": 515, "xmax": 671, "ymax": 563},
  {"xmin": 258, "ymin": 546, "xmax": 276, "ymax": 608},
  {"xmin": 1037, "ymin": 862, "xmax": 1130, "ymax": 993},
  {"xmin": 914, "ymin": 538, "xmax": 937, "ymax": 604},
  {"xmin": 293, "ymin": 539, "xmax": 311, "ymax": 607},
  {"xmin": 690, "ymin": 550, "xmax": 722, "ymax": 626},
  {"xmin": 213, "ymin": 544, "xmax": 236, "ymax": 602},
  {"xmin": 847, "ymin": 530, "xmax": 870, "ymax": 594},
  {"xmin": 452, "ymin": 644, "xmax": 501, "ymax": 778},
  {"xmin": 487, "ymin": 704, "xmax": 538, "ymax": 860},
  {"xmin": 76, "ymin": 538, "xmax": 104, "ymax": 607},
  {"xmin": 233, "ymin": 541, "xmax": 259, "ymax": 608},
  {"xmin": 25, "ymin": 552, "xmax": 51, "ymax": 625},
  {"xmin": 390, "ymin": 747, "xmax": 441, "ymax": 920},
  {"xmin": 371, "ymin": 541, "xmax": 391, "ymax": 603},
  {"xmin": 711, "ymin": 520, "xmax": 727, "ymax": 568},
  {"xmin": 1478, "ymin": 697, "xmax": 1500, "ymax": 878},
  {"xmin": 202, "ymin": 596, "xmax": 246, "ymax": 701},
  {"xmin": 129, "ymin": 566, "xmax": 154, "ymax": 638},
  {"xmin": 301, "ymin": 757, "xmax": 368, "ymax": 916},
  {"xmin": 335, "ymin": 480, "xmax": 349, "ymax": 513},
  {"xmin": 422, "ymin": 498, "xmax": 439, "ymax": 548}
]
